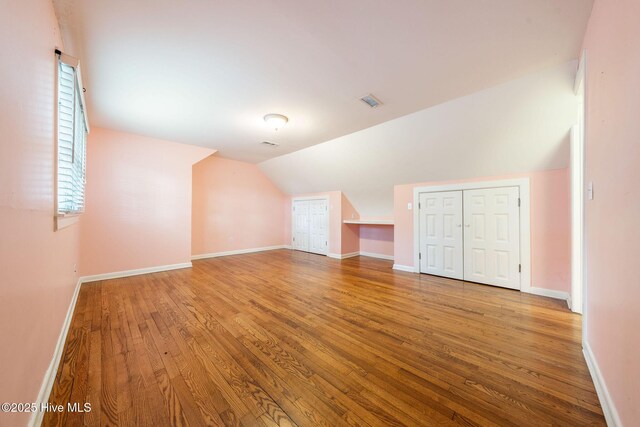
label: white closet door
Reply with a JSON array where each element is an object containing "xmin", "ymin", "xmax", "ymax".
[
  {"xmin": 419, "ymin": 191, "xmax": 463, "ymax": 279},
  {"xmin": 292, "ymin": 201, "xmax": 310, "ymax": 251},
  {"xmin": 463, "ymin": 187, "xmax": 520, "ymax": 289},
  {"xmin": 309, "ymin": 199, "xmax": 328, "ymax": 255},
  {"xmin": 292, "ymin": 199, "xmax": 328, "ymax": 255}
]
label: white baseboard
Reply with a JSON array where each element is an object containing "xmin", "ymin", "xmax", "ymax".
[
  {"xmin": 388, "ymin": 267, "xmax": 571, "ymax": 301},
  {"xmin": 393, "ymin": 264, "xmax": 416, "ymax": 273},
  {"xmin": 31, "ymin": 260, "xmax": 199, "ymax": 426},
  {"xmin": 80, "ymin": 262, "xmax": 192, "ymax": 284},
  {"xmin": 522, "ymin": 286, "xmax": 570, "ymax": 302},
  {"xmin": 359, "ymin": 251, "xmax": 394, "ymax": 261},
  {"xmin": 583, "ymin": 340, "xmax": 621, "ymax": 427},
  {"xmin": 341, "ymin": 252, "xmax": 360, "ymax": 259},
  {"xmin": 29, "ymin": 277, "xmax": 83, "ymax": 427},
  {"xmin": 328, "ymin": 251, "xmax": 394, "ymax": 260},
  {"xmin": 191, "ymin": 245, "xmax": 290, "ymax": 260},
  {"xmin": 328, "ymin": 252, "xmax": 359, "ymax": 259}
]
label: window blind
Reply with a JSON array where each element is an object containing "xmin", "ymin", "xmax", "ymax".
[{"xmin": 57, "ymin": 59, "xmax": 87, "ymax": 214}]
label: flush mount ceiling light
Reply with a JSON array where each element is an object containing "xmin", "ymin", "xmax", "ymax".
[{"xmin": 263, "ymin": 113, "xmax": 288, "ymax": 130}]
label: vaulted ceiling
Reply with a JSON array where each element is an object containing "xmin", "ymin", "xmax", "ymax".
[
  {"xmin": 54, "ymin": 0, "xmax": 593, "ymax": 163},
  {"xmin": 259, "ymin": 61, "xmax": 580, "ymax": 216}
]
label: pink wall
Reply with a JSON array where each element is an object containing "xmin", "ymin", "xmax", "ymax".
[
  {"xmin": 529, "ymin": 169, "xmax": 572, "ymax": 292},
  {"xmin": 80, "ymin": 128, "xmax": 212, "ymax": 276},
  {"xmin": 360, "ymin": 226, "xmax": 394, "ymax": 257},
  {"xmin": 327, "ymin": 192, "xmax": 343, "ymax": 254},
  {"xmin": 0, "ymin": 2, "xmax": 80, "ymax": 426},
  {"xmin": 394, "ymin": 169, "xmax": 571, "ymax": 292},
  {"xmin": 192, "ymin": 156, "xmax": 288, "ymax": 255},
  {"xmin": 283, "ymin": 198, "xmax": 292, "ymax": 245},
  {"xmin": 341, "ymin": 194, "xmax": 360, "ymax": 254},
  {"xmin": 582, "ymin": 0, "xmax": 640, "ymax": 423}
]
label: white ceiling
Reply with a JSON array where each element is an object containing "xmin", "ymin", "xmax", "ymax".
[
  {"xmin": 260, "ymin": 61, "xmax": 580, "ymax": 216},
  {"xmin": 54, "ymin": 0, "xmax": 593, "ymax": 163}
]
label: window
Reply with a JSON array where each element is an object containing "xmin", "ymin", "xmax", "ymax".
[{"xmin": 56, "ymin": 51, "xmax": 88, "ymax": 220}]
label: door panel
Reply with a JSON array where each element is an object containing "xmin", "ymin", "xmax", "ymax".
[
  {"xmin": 419, "ymin": 191, "xmax": 463, "ymax": 279},
  {"xmin": 309, "ymin": 200, "xmax": 328, "ymax": 255},
  {"xmin": 472, "ymin": 249, "xmax": 486, "ymax": 275},
  {"xmin": 292, "ymin": 201, "xmax": 310, "ymax": 252},
  {"xmin": 463, "ymin": 187, "xmax": 520, "ymax": 289}
]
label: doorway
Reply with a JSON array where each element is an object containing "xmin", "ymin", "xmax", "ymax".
[
  {"xmin": 418, "ymin": 186, "xmax": 521, "ymax": 290},
  {"xmin": 413, "ymin": 178, "xmax": 532, "ymax": 292},
  {"xmin": 292, "ymin": 198, "xmax": 329, "ymax": 255}
]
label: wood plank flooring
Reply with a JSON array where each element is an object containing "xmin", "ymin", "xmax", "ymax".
[{"xmin": 43, "ymin": 250, "xmax": 605, "ymax": 426}]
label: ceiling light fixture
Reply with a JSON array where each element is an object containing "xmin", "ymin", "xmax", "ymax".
[{"xmin": 263, "ymin": 113, "xmax": 288, "ymax": 130}]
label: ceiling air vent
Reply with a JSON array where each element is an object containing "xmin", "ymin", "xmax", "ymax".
[
  {"xmin": 260, "ymin": 141, "xmax": 279, "ymax": 147},
  {"xmin": 360, "ymin": 94, "xmax": 382, "ymax": 108}
]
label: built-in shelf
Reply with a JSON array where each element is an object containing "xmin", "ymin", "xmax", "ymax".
[{"xmin": 343, "ymin": 220, "xmax": 394, "ymax": 226}]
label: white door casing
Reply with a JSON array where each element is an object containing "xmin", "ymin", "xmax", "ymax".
[
  {"xmin": 463, "ymin": 187, "xmax": 520, "ymax": 290},
  {"xmin": 570, "ymin": 124, "xmax": 584, "ymax": 313},
  {"xmin": 418, "ymin": 191, "xmax": 463, "ymax": 279},
  {"xmin": 572, "ymin": 50, "xmax": 586, "ymax": 315}
]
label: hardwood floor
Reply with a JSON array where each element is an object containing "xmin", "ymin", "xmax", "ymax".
[{"xmin": 43, "ymin": 250, "xmax": 604, "ymax": 426}]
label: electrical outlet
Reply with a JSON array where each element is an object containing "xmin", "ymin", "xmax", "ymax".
[
  {"xmin": 587, "ymin": 182, "xmax": 594, "ymax": 200},
  {"xmin": 407, "ymin": 202, "xmax": 412, "ymax": 210}
]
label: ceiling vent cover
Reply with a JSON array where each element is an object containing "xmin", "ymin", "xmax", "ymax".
[
  {"xmin": 360, "ymin": 94, "xmax": 382, "ymax": 108},
  {"xmin": 260, "ymin": 141, "xmax": 279, "ymax": 147}
]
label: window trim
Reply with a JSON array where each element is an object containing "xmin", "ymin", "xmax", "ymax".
[{"xmin": 54, "ymin": 49, "xmax": 90, "ymax": 230}]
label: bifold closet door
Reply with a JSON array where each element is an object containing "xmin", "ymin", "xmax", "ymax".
[
  {"xmin": 463, "ymin": 187, "xmax": 520, "ymax": 290},
  {"xmin": 292, "ymin": 201, "xmax": 310, "ymax": 251},
  {"xmin": 292, "ymin": 199, "xmax": 328, "ymax": 255},
  {"xmin": 308, "ymin": 200, "xmax": 328, "ymax": 255},
  {"xmin": 418, "ymin": 191, "xmax": 464, "ymax": 279}
]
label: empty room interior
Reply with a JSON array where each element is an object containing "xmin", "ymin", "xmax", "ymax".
[{"xmin": 1, "ymin": 0, "xmax": 639, "ymax": 426}]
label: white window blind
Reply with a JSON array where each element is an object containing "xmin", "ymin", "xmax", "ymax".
[{"xmin": 57, "ymin": 56, "xmax": 88, "ymax": 215}]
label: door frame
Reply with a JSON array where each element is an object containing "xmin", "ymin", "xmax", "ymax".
[
  {"xmin": 291, "ymin": 196, "xmax": 330, "ymax": 254},
  {"xmin": 572, "ymin": 50, "xmax": 587, "ymax": 324},
  {"xmin": 413, "ymin": 178, "xmax": 531, "ymax": 293},
  {"xmin": 570, "ymin": 124, "xmax": 584, "ymax": 314}
]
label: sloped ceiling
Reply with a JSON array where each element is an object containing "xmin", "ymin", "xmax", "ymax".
[
  {"xmin": 53, "ymin": 0, "xmax": 592, "ymax": 163},
  {"xmin": 259, "ymin": 61, "xmax": 579, "ymax": 216}
]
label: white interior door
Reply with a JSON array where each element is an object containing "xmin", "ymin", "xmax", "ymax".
[
  {"xmin": 418, "ymin": 191, "xmax": 463, "ymax": 279},
  {"xmin": 292, "ymin": 200, "xmax": 310, "ymax": 252},
  {"xmin": 292, "ymin": 199, "xmax": 328, "ymax": 255},
  {"xmin": 309, "ymin": 200, "xmax": 328, "ymax": 255},
  {"xmin": 463, "ymin": 187, "xmax": 520, "ymax": 289}
]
